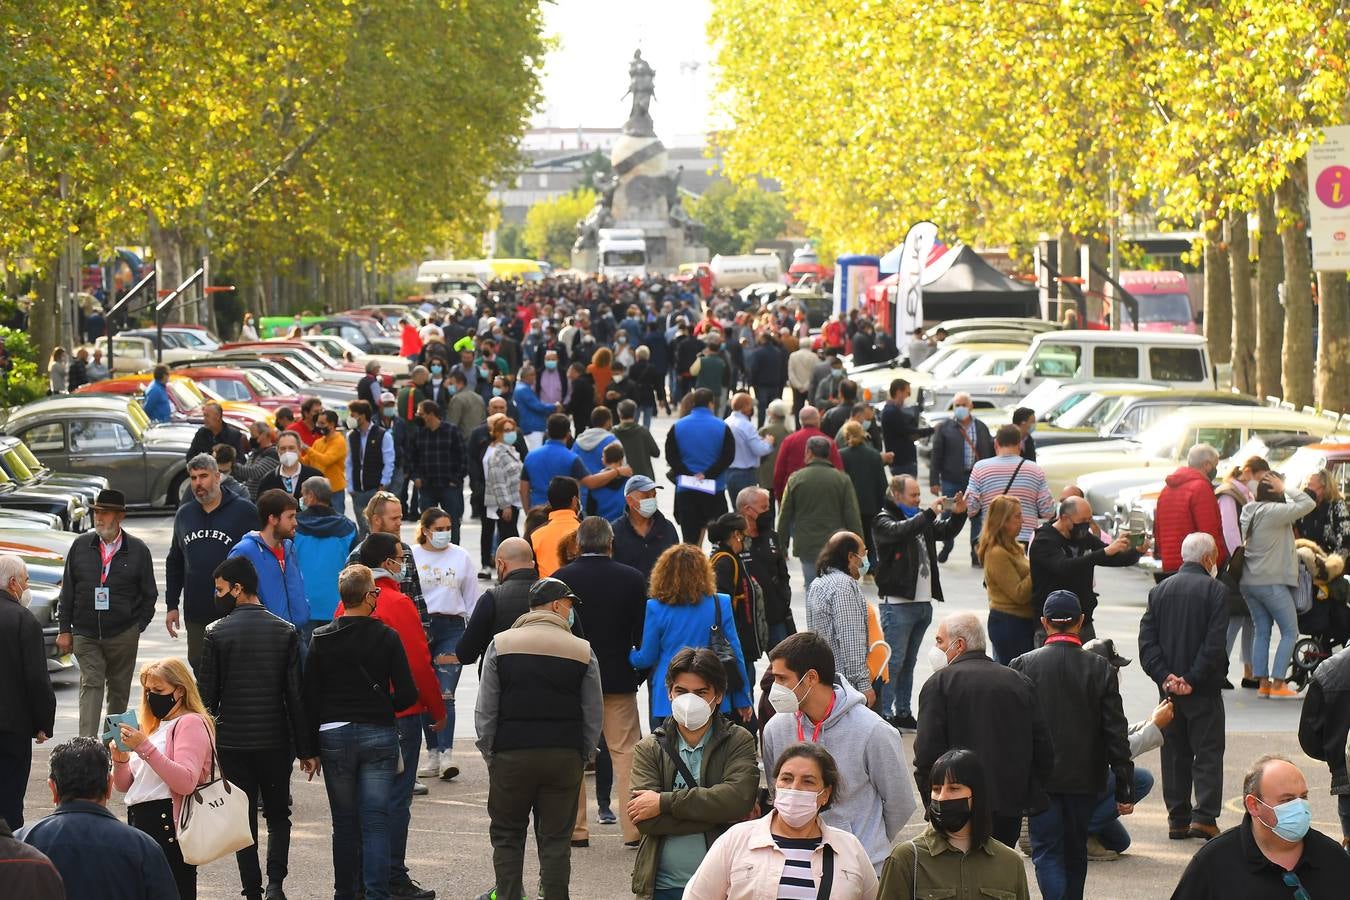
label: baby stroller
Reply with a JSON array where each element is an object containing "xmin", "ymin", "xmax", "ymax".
[{"xmin": 1286, "ymin": 540, "xmax": 1350, "ymax": 691}]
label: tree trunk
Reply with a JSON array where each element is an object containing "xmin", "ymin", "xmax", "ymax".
[
  {"xmin": 148, "ymin": 212, "xmax": 189, "ymax": 327},
  {"xmin": 1255, "ymin": 192, "xmax": 1284, "ymax": 400},
  {"xmin": 1203, "ymin": 217, "xmax": 1232, "ymax": 364},
  {"xmin": 1056, "ymin": 229, "xmax": 1079, "ymax": 323},
  {"xmin": 1229, "ymin": 212, "xmax": 1255, "ymax": 393},
  {"xmin": 30, "ymin": 259, "xmax": 59, "ymax": 370},
  {"xmin": 1277, "ymin": 177, "xmax": 1314, "ymax": 408},
  {"xmin": 1316, "ymin": 271, "xmax": 1350, "ymax": 412}
]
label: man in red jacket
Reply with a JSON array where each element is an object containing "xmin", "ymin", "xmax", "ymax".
[
  {"xmin": 1153, "ymin": 444, "xmax": 1226, "ymax": 582},
  {"xmin": 344, "ymin": 532, "xmax": 445, "ymax": 899},
  {"xmin": 771, "ymin": 405, "xmax": 843, "ymax": 499}
]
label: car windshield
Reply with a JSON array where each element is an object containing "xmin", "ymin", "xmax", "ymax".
[
  {"xmin": 602, "ymin": 250, "xmax": 646, "ymax": 266},
  {"xmin": 930, "ymin": 351, "xmax": 976, "ymax": 378},
  {"xmin": 240, "ymin": 370, "xmax": 282, "ymax": 397},
  {"xmin": 1136, "ymin": 293, "xmax": 1193, "ymax": 324},
  {"xmin": 1074, "ymin": 395, "xmax": 1132, "ymax": 430},
  {"xmin": 13, "ymin": 440, "xmax": 44, "ymax": 472},
  {"xmin": 124, "ymin": 403, "xmax": 148, "ymax": 438},
  {"xmin": 915, "ymin": 346, "xmax": 959, "ymax": 374},
  {"xmin": 166, "ymin": 381, "xmax": 200, "ymax": 410},
  {"xmin": 1041, "ymin": 391, "xmax": 1095, "ymax": 424},
  {"xmin": 3, "ymin": 448, "xmax": 33, "ymax": 481}
]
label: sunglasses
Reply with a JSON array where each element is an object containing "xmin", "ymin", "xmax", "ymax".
[{"xmin": 1283, "ymin": 873, "xmax": 1310, "ymax": 900}]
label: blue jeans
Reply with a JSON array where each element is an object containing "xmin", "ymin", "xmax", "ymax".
[
  {"xmin": 767, "ymin": 620, "xmax": 793, "ymax": 652},
  {"xmin": 330, "ymin": 490, "xmax": 346, "ymax": 516},
  {"xmin": 987, "ymin": 609, "xmax": 1037, "ymax": 665},
  {"xmin": 350, "ymin": 488, "xmax": 379, "ymax": 538},
  {"xmin": 419, "ymin": 483, "xmax": 465, "ymax": 544},
  {"xmin": 1029, "ymin": 792, "xmax": 1097, "ymax": 900},
  {"xmin": 425, "ymin": 615, "xmax": 465, "ymax": 753},
  {"xmin": 1243, "ymin": 582, "xmax": 1298, "ymax": 679},
  {"xmin": 1088, "ymin": 768, "xmax": 1155, "ymax": 853},
  {"xmin": 878, "ymin": 602, "xmax": 933, "ymax": 719},
  {"xmin": 319, "ymin": 723, "xmax": 399, "ymax": 900},
  {"xmin": 389, "ymin": 715, "xmax": 424, "ymax": 882},
  {"xmin": 639, "ymin": 405, "xmax": 655, "ymax": 429},
  {"xmin": 300, "ymin": 619, "xmax": 327, "ymax": 671},
  {"xmin": 653, "ymin": 890, "xmax": 684, "ymax": 900},
  {"xmin": 800, "ymin": 559, "xmax": 817, "ymax": 593},
  {"xmin": 725, "ymin": 467, "xmax": 759, "ymax": 509}
]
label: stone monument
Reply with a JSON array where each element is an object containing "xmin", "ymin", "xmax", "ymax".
[{"xmin": 572, "ymin": 50, "xmax": 707, "ymax": 272}]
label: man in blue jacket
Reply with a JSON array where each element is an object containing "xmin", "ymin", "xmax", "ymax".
[
  {"xmin": 664, "ymin": 387, "xmax": 736, "ymax": 544},
  {"xmin": 18, "ymin": 737, "xmax": 177, "ymax": 900},
  {"xmin": 512, "ymin": 365, "xmax": 556, "ymax": 451},
  {"xmin": 519, "ymin": 413, "xmax": 625, "ymax": 512},
  {"xmin": 228, "ymin": 488, "xmax": 310, "ymax": 658},
  {"xmin": 165, "ymin": 453, "xmax": 257, "ymax": 670},
  {"xmin": 292, "ymin": 476, "xmax": 358, "ymax": 635},
  {"xmin": 141, "ymin": 365, "xmax": 172, "ymax": 424}
]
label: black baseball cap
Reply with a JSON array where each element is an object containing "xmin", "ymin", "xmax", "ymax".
[
  {"xmin": 1043, "ymin": 590, "xmax": 1082, "ymax": 622},
  {"xmin": 528, "ymin": 577, "xmax": 580, "ymax": 607},
  {"xmin": 1083, "ymin": 638, "xmax": 1132, "ymax": 668}
]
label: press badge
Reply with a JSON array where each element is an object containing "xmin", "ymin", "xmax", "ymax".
[{"xmin": 94, "ymin": 587, "xmax": 110, "ymax": 610}]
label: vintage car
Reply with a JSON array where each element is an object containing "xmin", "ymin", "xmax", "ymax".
[
  {"xmin": 1042, "ymin": 406, "xmax": 1347, "ymax": 505},
  {"xmin": 170, "ymin": 365, "xmax": 306, "ymax": 412},
  {"xmin": 300, "ymin": 334, "xmax": 410, "ymax": 378},
  {"xmin": 3, "ymin": 395, "xmax": 198, "ymax": 508},
  {"xmin": 75, "ymin": 373, "xmax": 270, "ymax": 429},
  {"xmin": 0, "ymin": 530, "xmax": 77, "ymax": 668},
  {"xmin": 1032, "ymin": 388, "xmax": 1263, "ymax": 449}
]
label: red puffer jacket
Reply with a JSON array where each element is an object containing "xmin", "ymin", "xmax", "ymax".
[{"xmin": 1154, "ymin": 466, "xmax": 1227, "ymax": 572}]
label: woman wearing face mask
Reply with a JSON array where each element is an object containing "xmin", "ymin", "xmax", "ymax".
[
  {"xmin": 877, "ymin": 748, "xmax": 1028, "ymax": 898},
  {"xmin": 629, "ymin": 648, "xmax": 760, "ymax": 900},
  {"xmin": 684, "ymin": 742, "xmax": 879, "ymax": 899},
  {"xmin": 1215, "ymin": 456, "xmax": 1267, "ymax": 690},
  {"xmin": 1296, "ymin": 468, "xmax": 1350, "ymax": 557},
  {"xmin": 805, "ymin": 531, "xmax": 878, "ymax": 710},
  {"xmin": 978, "ymin": 496, "xmax": 1034, "ymax": 664},
  {"xmin": 1241, "ymin": 471, "xmax": 1317, "ymax": 699},
  {"xmin": 710, "ymin": 513, "xmax": 768, "ymax": 688},
  {"xmin": 481, "ymin": 415, "xmax": 523, "ymax": 573},
  {"xmin": 110, "ymin": 657, "xmax": 217, "ymax": 899},
  {"xmin": 411, "ymin": 507, "xmax": 479, "ymax": 781},
  {"xmin": 630, "ymin": 544, "xmax": 755, "ymax": 731}
]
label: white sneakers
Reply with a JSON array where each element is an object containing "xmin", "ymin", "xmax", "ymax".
[{"xmin": 418, "ymin": 749, "xmax": 441, "ymax": 778}]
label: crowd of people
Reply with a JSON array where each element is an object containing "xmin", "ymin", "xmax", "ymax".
[{"xmin": 3, "ymin": 276, "xmax": 1350, "ymax": 900}]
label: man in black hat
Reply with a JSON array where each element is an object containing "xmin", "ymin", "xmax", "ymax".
[
  {"xmin": 1136, "ymin": 531, "xmax": 1230, "ymax": 841},
  {"xmin": 473, "ymin": 576, "xmax": 602, "ymax": 900},
  {"xmin": 55, "ymin": 489, "xmax": 157, "ymax": 738},
  {"xmin": 1009, "ymin": 589, "xmax": 1134, "ymax": 900}
]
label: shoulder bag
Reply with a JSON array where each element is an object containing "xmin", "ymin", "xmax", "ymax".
[
  {"xmin": 177, "ymin": 745, "xmax": 254, "ymax": 865},
  {"xmin": 707, "ymin": 594, "xmax": 745, "ymax": 694},
  {"xmin": 1220, "ymin": 511, "xmax": 1258, "ymax": 592}
]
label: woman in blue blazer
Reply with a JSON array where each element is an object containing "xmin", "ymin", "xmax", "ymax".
[{"xmin": 630, "ymin": 543, "xmax": 754, "ymax": 728}]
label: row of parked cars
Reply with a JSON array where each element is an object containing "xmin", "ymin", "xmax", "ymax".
[{"xmin": 848, "ymin": 317, "xmax": 1350, "ymax": 569}]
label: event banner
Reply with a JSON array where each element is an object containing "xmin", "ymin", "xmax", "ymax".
[{"xmin": 1308, "ymin": 124, "xmax": 1350, "ymax": 271}]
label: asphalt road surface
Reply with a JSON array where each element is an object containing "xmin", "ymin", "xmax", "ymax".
[{"xmin": 20, "ymin": 411, "xmax": 1341, "ymax": 900}]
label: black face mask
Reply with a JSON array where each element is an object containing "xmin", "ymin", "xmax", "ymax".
[
  {"xmin": 929, "ymin": 797, "xmax": 972, "ymax": 833},
  {"xmin": 146, "ymin": 690, "xmax": 178, "ymax": 720},
  {"xmin": 214, "ymin": 589, "xmax": 237, "ymax": 617},
  {"xmin": 1069, "ymin": 521, "xmax": 1092, "ymax": 541}
]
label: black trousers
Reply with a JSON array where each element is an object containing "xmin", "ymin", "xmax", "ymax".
[
  {"xmin": 991, "ymin": 812, "xmax": 1022, "ymax": 849},
  {"xmin": 129, "ymin": 798, "xmax": 196, "ymax": 899},
  {"xmin": 673, "ymin": 490, "xmax": 727, "ymax": 545},
  {"xmin": 488, "ymin": 748, "xmax": 584, "ymax": 900},
  {"xmin": 480, "ymin": 511, "xmax": 521, "ymax": 568},
  {"xmin": 218, "ymin": 747, "xmax": 294, "ymax": 895},
  {"xmin": 1161, "ymin": 692, "xmax": 1226, "ymax": 827},
  {"xmin": 0, "ymin": 730, "xmax": 32, "ymax": 830}
]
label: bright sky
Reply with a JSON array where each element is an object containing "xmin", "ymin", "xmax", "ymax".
[{"xmin": 534, "ymin": 0, "xmax": 718, "ymax": 147}]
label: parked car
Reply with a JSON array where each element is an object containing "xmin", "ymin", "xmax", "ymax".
[
  {"xmin": 309, "ymin": 316, "xmax": 400, "ymax": 354},
  {"xmin": 300, "ymin": 334, "xmax": 410, "ymax": 378},
  {"xmin": 170, "ymin": 365, "xmax": 305, "ymax": 411},
  {"xmin": 1032, "ymin": 389, "xmax": 1263, "ymax": 449},
  {"xmin": 930, "ymin": 317, "xmax": 1061, "ymax": 337},
  {"xmin": 854, "ymin": 340, "xmax": 1031, "ymax": 405},
  {"xmin": 0, "ymin": 435, "xmax": 103, "ymax": 507},
  {"xmin": 93, "ymin": 334, "xmax": 200, "ymax": 373},
  {"xmin": 1, "ymin": 530, "xmax": 77, "ymax": 668},
  {"xmin": 2, "ymin": 395, "xmax": 198, "ymax": 508},
  {"xmin": 1039, "ymin": 405, "xmax": 1347, "ymax": 503},
  {"xmin": 75, "ymin": 374, "xmax": 270, "ymax": 429}
]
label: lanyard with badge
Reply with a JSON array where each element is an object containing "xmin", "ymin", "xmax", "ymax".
[
  {"xmin": 95, "ymin": 536, "xmax": 120, "ymax": 611},
  {"xmin": 795, "ymin": 693, "xmax": 836, "ymax": 743}
]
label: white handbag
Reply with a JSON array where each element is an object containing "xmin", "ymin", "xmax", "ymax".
[{"xmin": 177, "ymin": 748, "xmax": 255, "ymax": 865}]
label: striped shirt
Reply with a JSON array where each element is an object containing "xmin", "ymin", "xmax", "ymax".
[
  {"xmin": 774, "ymin": 835, "xmax": 822, "ymax": 898},
  {"xmin": 964, "ymin": 452, "xmax": 1055, "ymax": 542}
]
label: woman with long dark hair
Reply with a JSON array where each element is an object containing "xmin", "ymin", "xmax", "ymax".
[{"xmin": 877, "ymin": 748, "xmax": 1030, "ymax": 899}]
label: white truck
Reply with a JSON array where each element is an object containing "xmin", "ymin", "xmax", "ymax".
[
  {"xmin": 709, "ymin": 252, "xmax": 783, "ymax": 291},
  {"xmin": 598, "ymin": 229, "xmax": 647, "ymax": 280}
]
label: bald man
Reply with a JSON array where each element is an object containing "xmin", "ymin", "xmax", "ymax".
[
  {"xmin": 1028, "ymin": 496, "xmax": 1140, "ymax": 642},
  {"xmin": 454, "ymin": 537, "xmax": 539, "ymax": 666},
  {"xmin": 771, "ymin": 405, "xmax": 843, "ymax": 500}
]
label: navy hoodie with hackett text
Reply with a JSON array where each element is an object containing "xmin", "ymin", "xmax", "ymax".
[{"xmin": 166, "ymin": 488, "xmax": 258, "ymax": 626}]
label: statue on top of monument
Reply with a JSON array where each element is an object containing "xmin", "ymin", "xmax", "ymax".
[{"xmin": 622, "ymin": 50, "xmax": 657, "ymax": 137}]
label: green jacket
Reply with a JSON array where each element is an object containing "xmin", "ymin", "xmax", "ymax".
[
  {"xmin": 778, "ymin": 457, "xmax": 864, "ymax": 561},
  {"xmin": 877, "ymin": 824, "xmax": 1030, "ymax": 900},
  {"xmin": 629, "ymin": 716, "xmax": 760, "ymax": 899},
  {"xmin": 840, "ymin": 442, "xmax": 889, "ymax": 520}
]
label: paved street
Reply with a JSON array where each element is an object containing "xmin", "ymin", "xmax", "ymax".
[{"xmin": 19, "ymin": 412, "xmax": 1340, "ymax": 899}]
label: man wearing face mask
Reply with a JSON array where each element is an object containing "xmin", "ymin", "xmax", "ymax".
[
  {"xmin": 0, "ymin": 553, "xmax": 54, "ymax": 831},
  {"xmin": 1171, "ymin": 754, "xmax": 1350, "ymax": 898},
  {"xmin": 199, "ymin": 555, "xmax": 317, "ymax": 900},
  {"xmin": 928, "ymin": 392, "xmax": 992, "ymax": 564},
  {"xmin": 259, "ymin": 430, "xmax": 323, "ymax": 502},
  {"xmin": 610, "ymin": 476, "xmax": 679, "ymax": 580},
  {"xmin": 473, "ymin": 577, "xmax": 603, "ymax": 900},
  {"xmin": 628, "ymin": 647, "xmax": 759, "ymax": 900},
  {"xmin": 737, "ymin": 486, "xmax": 794, "ymax": 648},
  {"xmin": 345, "ymin": 400, "xmax": 394, "ymax": 540},
  {"xmin": 1029, "ymin": 496, "xmax": 1141, "ymax": 643},
  {"xmin": 912, "ymin": 612, "xmax": 1054, "ymax": 849},
  {"xmin": 1137, "ymin": 532, "xmax": 1231, "ymax": 842},
  {"xmin": 165, "ymin": 454, "xmax": 258, "ymax": 670},
  {"xmin": 1153, "ymin": 444, "xmax": 1226, "ymax": 583},
  {"xmin": 762, "ymin": 632, "xmax": 917, "ymax": 874},
  {"xmin": 455, "ymin": 538, "xmax": 539, "ymax": 669}
]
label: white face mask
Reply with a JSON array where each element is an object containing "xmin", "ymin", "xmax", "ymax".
[
  {"xmin": 429, "ymin": 531, "xmax": 453, "ymax": 550},
  {"xmin": 279, "ymin": 450, "xmax": 300, "ymax": 468},
  {"xmin": 637, "ymin": 497, "xmax": 659, "ymax": 518},
  {"xmin": 18, "ymin": 588, "xmax": 31, "ymax": 608},
  {"xmin": 774, "ymin": 787, "xmax": 823, "ymax": 828},
  {"xmin": 929, "ymin": 645, "xmax": 953, "ymax": 672},
  {"xmin": 346, "ymin": 416, "xmax": 359, "ymax": 430},
  {"xmin": 768, "ymin": 677, "xmax": 803, "ymax": 714},
  {"xmin": 670, "ymin": 692, "xmax": 713, "ymax": 730}
]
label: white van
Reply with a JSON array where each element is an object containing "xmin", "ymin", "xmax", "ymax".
[
  {"xmin": 931, "ymin": 330, "xmax": 1215, "ymax": 409},
  {"xmin": 416, "ymin": 260, "xmax": 490, "ymax": 298}
]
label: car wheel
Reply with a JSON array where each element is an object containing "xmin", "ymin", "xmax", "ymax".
[{"xmin": 169, "ymin": 472, "xmax": 189, "ymax": 507}]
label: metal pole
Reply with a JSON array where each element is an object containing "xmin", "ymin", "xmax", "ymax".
[{"xmin": 1109, "ymin": 154, "xmax": 1121, "ymax": 330}]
